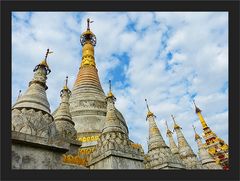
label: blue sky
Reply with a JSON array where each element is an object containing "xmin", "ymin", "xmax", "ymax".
[{"xmin": 12, "ymin": 12, "xmax": 228, "ymax": 155}]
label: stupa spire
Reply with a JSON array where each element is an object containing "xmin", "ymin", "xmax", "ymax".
[
  {"xmin": 193, "ymin": 100, "xmax": 229, "ymax": 169},
  {"xmin": 102, "ymin": 80, "xmax": 126, "ymax": 134},
  {"xmin": 89, "ymin": 81, "xmax": 143, "ymax": 169},
  {"xmin": 72, "ymin": 18, "xmax": 103, "ymax": 92},
  {"xmin": 79, "ymin": 18, "xmax": 96, "ymax": 67},
  {"xmin": 12, "ymin": 49, "xmax": 55, "ymax": 138},
  {"xmin": 144, "ymin": 101, "xmax": 185, "ymax": 169},
  {"xmin": 192, "ymin": 125, "xmax": 222, "ymax": 169},
  {"xmin": 171, "ymin": 115, "xmax": 202, "ymax": 169},
  {"xmin": 193, "ymin": 100, "xmax": 208, "ymax": 129},
  {"xmin": 12, "ymin": 49, "xmax": 52, "ymax": 113},
  {"xmin": 165, "ymin": 120, "xmax": 178, "ymax": 154},
  {"xmin": 54, "ymin": 76, "xmax": 77, "ymax": 140}
]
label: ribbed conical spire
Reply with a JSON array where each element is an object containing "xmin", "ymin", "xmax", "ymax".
[
  {"xmin": 102, "ymin": 80, "xmax": 126, "ymax": 134},
  {"xmin": 72, "ymin": 18, "xmax": 103, "ymax": 92},
  {"xmin": 69, "ymin": 19, "xmax": 106, "ymax": 138},
  {"xmin": 145, "ymin": 99, "xmax": 167, "ymax": 150},
  {"xmin": 192, "ymin": 126, "xmax": 222, "ymax": 169},
  {"xmin": 12, "ymin": 49, "xmax": 56, "ymax": 138},
  {"xmin": 12, "ymin": 49, "xmax": 52, "ymax": 113},
  {"xmin": 165, "ymin": 120, "xmax": 179, "ymax": 155},
  {"xmin": 54, "ymin": 76, "xmax": 77, "ymax": 140},
  {"xmin": 88, "ymin": 82, "xmax": 143, "ymax": 169},
  {"xmin": 144, "ymin": 100, "xmax": 185, "ymax": 169},
  {"xmin": 171, "ymin": 115, "xmax": 202, "ymax": 169}
]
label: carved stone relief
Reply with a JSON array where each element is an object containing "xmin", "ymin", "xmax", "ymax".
[{"xmin": 12, "ymin": 108, "xmax": 56, "ymax": 138}]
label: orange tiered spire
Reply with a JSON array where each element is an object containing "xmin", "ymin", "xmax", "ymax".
[
  {"xmin": 193, "ymin": 100, "xmax": 229, "ymax": 170},
  {"xmin": 73, "ymin": 18, "xmax": 103, "ymax": 92}
]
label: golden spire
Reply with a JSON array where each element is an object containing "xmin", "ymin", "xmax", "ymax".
[
  {"xmin": 80, "ymin": 18, "xmax": 97, "ymax": 67},
  {"xmin": 192, "ymin": 125, "xmax": 201, "ymax": 140},
  {"xmin": 171, "ymin": 114, "xmax": 180, "ymax": 129},
  {"xmin": 107, "ymin": 80, "xmax": 115, "ymax": 99},
  {"xmin": 34, "ymin": 49, "xmax": 53, "ymax": 74},
  {"xmin": 193, "ymin": 100, "xmax": 208, "ymax": 129},
  {"xmin": 145, "ymin": 99, "xmax": 154, "ymax": 119}
]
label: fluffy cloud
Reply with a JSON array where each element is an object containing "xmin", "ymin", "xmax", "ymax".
[{"xmin": 12, "ymin": 12, "xmax": 228, "ymax": 154}]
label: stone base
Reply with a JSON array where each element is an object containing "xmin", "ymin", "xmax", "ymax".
[
  {"xmin": 150, "ymin": 162, "xmax": 186, "ymax": 169},
  {"xmin": 88, "ymin": 150, "xmax": 144, "ymax": 169},
  {"xmin": 11, "ymin": 131, "xmax": 85, "ymax": 169}
]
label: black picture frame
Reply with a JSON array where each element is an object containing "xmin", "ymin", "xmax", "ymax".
[{"xmin": 1, "ymin": 1, "xmax": 239, "ymax": 181}]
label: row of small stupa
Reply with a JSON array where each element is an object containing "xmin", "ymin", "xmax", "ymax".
[{"xmin": 11, "ymin": 18, "xmax": 227, "ymax": 169}]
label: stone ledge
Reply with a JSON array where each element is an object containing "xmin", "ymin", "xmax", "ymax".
[
  {"xmin": 153, "ymin": 162, "xmax": 186, "ymax": 169},
  {"xmin": 88, "ymin": 149, "xmax": 144, "ymax": 166},
  {"xmin": 12, "ymin": 131, "xmax": 69, "ymax": 153}
]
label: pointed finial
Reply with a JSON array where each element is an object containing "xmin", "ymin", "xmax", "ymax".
[
  {"xmin": 109, "ymin": 80, "xmax": 112, "ymax": 92},
  {"xmin": 35, "ymin": 48, "xmax": 53, "ymax": 74},
  {"xmin": 171, "ymin": 114, "xmax": 176, "ymax": 124},
  {"xmin": 192, "ymin": 125, "xmax": 197, "ymax": 134},
  {"xmin": 165, "ymin": 120, "xmax": 169, "ymax": 130},
  {"xmin": 17, "ymin": 90, "xmax": 22, "ymax": 99},
  {"xmin": 165, "ymin": 120, "xmax": 172, "ymax": 134},
  {"xmin": 145, "ymin": 99, "xmax": 150, "ymax": 112},
  {"xmin": 145, "ymin": 99, "xmax": 154, "ymax": 119},
  {"xmin": 107, "ymin": 79, "xmax": 115, "ymax": 99},
  {"xmin": 65, "ymin": 76, "xmax": 68, "ymax": 86},
  {"xmin": 193, "ymin": 99, "xmax": 201, "ymax": 113},
  {"xmin": 63, "ymin": 76, "xmax": 69, "ymax": 90},
  {"xmin": 87, "ymin": 18, "xmax": 94, "ymax": 30},
  {"xmin": 193, "ymin": 99, "xmax": 196, "ymax": 107},
  {"xmin": 44, "ymin": 48, "xmax": 53, "ymax": 62},
  {"xmin": 60, "ymin": 75, "xmax": 71, "ymax": 97},
  {"xmin": 192, "ymin": 125, "xmax": 201, "ymax": 140},
  {"xmin": 171, "ymin": 114, "xmax": 180, "ymax": 130}
]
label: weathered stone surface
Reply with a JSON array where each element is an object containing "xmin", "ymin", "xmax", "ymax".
[
  {"xmin": 145, "ymin": 114, "xmax": 185, "ymax": 169},
  {"xmin": 53, "ymin": 83, "xmax": 77, "ymax": 141},
  {"xmin": 194, "ymin": 132, "xmax": 222, "ymax": 169},
  {"xmin": 12, "ymin": 108, "xmax": 56, "ymax": 138},
  {"xmin": 173, "ymin": 119, "xmax": 202, "ymax": 169},
  {"xmin": 12, "ymin": 63, "xmax": 51, "ymax": 113},
  {"xmin": 11, "ymin": 131, "xmax": 84, "ymax": 169},
  {"xmin": 88, "ymin": 92, "xmax": 144, "ymax": 169}
]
